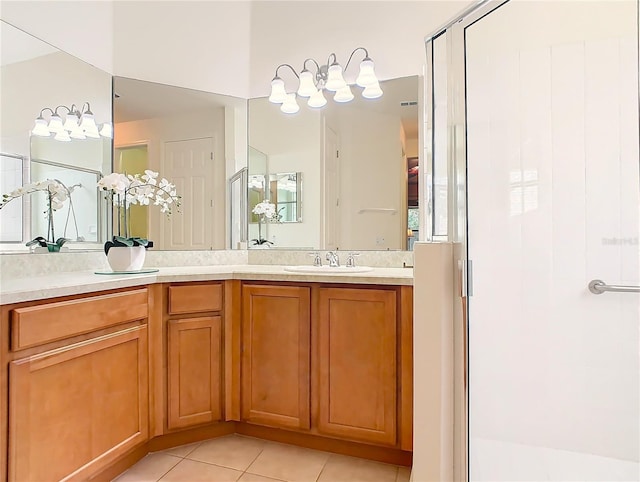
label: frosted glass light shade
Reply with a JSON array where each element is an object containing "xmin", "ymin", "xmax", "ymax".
[
  {"xmin": 48, "ymin": 115, "xmax": 64, "ymax": 133},
  {"xmin": 80, "ymin": 112, "xmax": 98, "ymax": 132},
  {"xmin": 362, "ymin": 81, "xmax": 383, "ymax": 99},
  {"xmin": 325, "ymin": 63, "xmax": 347, "ymax": 91},
  {"xmin": 32, "ymin": 118, "xmax": 51, "ymax": 137},
  {"xmin": 70, "ymin": 126, "xmax": 87, "ymax": 139},
  {"xmin": 334, "ymin": 85, "xmax": 354, "ymax": 103},
  {"xmin": 269, "ymin": 77, "xmax": 287, "ymax": 103},
  {"xmin": 356, "ymin": 58, "xmax": 378, "ymax": 87},
  {"xmin": 280, "ymin": 94, "xmax": 300, "ymax": 114},
  {"xmin": 54, "ymin": 130, "xmax": 71, "ymax": 142},
  {"xmin": 84, "ymin": 127, "xmax": 100, "ymax": 139},
  {"xmin": 63, "ymin": 113, "xmax": 79, "ymax": 131},
  {"xmin": 99, "ymin": 122, "xmax": 113, "ymax": 138},
  {"xmin": 308, "ymin": 89, "xmax": 327, "ymax": 108},
  {"xmin": 297, "ymin": 70, "xmax": 316, "ymax": 97}
]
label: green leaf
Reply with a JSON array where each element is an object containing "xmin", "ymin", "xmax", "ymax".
[
  {"xmin": 26, "ymin": 237, "xmax": 48, "ymax": 247},
  {"xmin": 131, "ymin": 237, "xmax": 149, "ymax": 247},
  {"xmin": 113, "ymin": 236, "xmax": 134, "ymax": 247},
  {"xmin": 104, "ymin": 241, "xmax": 115, "ymax": 255}
]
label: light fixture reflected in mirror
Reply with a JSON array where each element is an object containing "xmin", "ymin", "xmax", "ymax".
[
  {"xmin": 269, "ymin": 47, "xmax": 383, "ymax": 114},
  {"xmin": 31, "ymin": 102, "xmax": 111, "ymax": 141}
]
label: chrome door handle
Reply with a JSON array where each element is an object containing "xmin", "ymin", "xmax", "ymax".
[{"xmin": 588, "ymin": 279, "xmax": 640, "ymax": 294}]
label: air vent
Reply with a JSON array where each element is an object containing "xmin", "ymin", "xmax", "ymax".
[{"xmin": 400, "ymin": 101, "xmax": 418, "ymax": 107}]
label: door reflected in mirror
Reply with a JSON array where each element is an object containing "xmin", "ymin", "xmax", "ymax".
[{"xmin": 113, "ymin": 77, "xmax": 247, "ymax": 250}]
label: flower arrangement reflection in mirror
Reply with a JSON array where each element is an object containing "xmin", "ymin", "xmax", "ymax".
[
  {"xmin": 98, "ymin": 170, "xmax": 181, "ymax": 254},
  {"xmin": 251, "ymin": 200, "xmax": 285, "ymax": 246},
  {"xmin": 0, "ymin": 179, "xmax": 81, "ymax": 252}
]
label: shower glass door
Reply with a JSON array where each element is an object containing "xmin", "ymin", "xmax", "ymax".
[{"xmin": 462, "ymin": 0, "xmax": 639, "ymax": 480}]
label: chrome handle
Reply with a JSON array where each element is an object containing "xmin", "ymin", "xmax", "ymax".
[
  {"xmin": 308, "ymin": 252, "xmax": 322, "ymax": 267},
  {"xmin": 346, "ymin": 252, "xmax": 360, "ymax": 267},
  {"xmin": 588, "ymin": 279, "xmax": 640, "ymax": 295}
]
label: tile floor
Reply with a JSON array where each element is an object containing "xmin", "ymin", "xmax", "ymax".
[{"xmin": 114, "ymin": 434, "xmax": 412, "ymax": 482}]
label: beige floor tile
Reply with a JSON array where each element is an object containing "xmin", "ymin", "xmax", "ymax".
[
  {"xmin": 396, "ymin": 466, "xmax": 411, "ymax": 482},
  {"xmin": 238, "ymin": 473, "xmax": 286, "ymax": 482},
  {"xmin": 114, "ymin": 453, "xmax": 181, "ymax": 482},
  {"xmin": 246, "ymin": 442, "xmax": 330, "ymax": 482},
  {"xmin": 186, "ymin": 434, "xmax": 266, "ymax": 471},
  {"xmin": 317, "ymin": 454, "xmax": 399, "ymax": 482},
  {"xmin": 159, "ymin": 441, "xmax": 202, "ymax": 458},
  {"xmin": 159, "ymin": 459, "xmax": 242, "ymax": 482}
]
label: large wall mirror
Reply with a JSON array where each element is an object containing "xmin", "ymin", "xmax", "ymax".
[
  {"xmin": 0, "ymin": 20, "xmax": 112, "ymax": 250},
  {"xmin": 113, "ymin": 77, "xmax": 247, "ymax": 250},
  {"xmin": 248, "ymin": 75, "xmax": 419, "ymax": 251}
]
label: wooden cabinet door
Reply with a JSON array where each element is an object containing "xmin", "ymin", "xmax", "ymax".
[
  {"xmin": 241, "ymin": 284, "xmax": 310, "ymax": 430},
  {"xmin": 8, "ymin": 326, "xmax": 149, "ymax": 482},
  {"xmin": 317, "ymin": 288, "xmax": 397, "ymax": 446},
  {"xmin": 167, "ymin": 316, "xmax": 222, "ymax": 430}
]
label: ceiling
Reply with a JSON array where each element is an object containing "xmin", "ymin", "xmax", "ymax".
[{"xmin": 114, "ymin": 77, "xmax": 246, "ymax": 124}]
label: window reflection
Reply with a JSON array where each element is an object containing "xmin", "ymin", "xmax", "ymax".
[{"xmin": 509, "ymin": 169, "xmax": 539, "ymax": 215}]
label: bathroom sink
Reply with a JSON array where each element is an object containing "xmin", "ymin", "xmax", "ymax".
[{"xmin": 284, "ymin": 265, "xmax": 374, "ymax": 274}]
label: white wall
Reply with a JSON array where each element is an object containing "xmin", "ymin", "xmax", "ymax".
[
  {"xmin": 248, "ymin": 1, "xmax": 473, "ymax": 98},
  {"xmin": 113, "ymin": 1, "xmax": 251, "ymax": 98},
  {"xmin": 0, "ymin": 1, "xmax": 114, "ymax": 74},
  {"xmin": 30, "ymin": 137, "xmax": 111, "ymax": 175},
  {"xmin": 114, "ymin": 109, "xmax": 227, "ymax": 249},
  {"xmin": 2, "ymin": 0, "xmax": 474, "ymax": 99}
]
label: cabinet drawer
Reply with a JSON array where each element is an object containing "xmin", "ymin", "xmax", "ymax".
[
  {"xmin": 168, "ymin": 284, "xmax": 223, "ymax": 314},
  {"xmin": 11, "ymin": 289, "xmax": 148, "ymax": 351}
]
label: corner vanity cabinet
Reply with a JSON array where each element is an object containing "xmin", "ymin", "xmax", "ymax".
[
  {"xmin": 316, "ymin": 287, "xmax": 398, "ymax": 446},
  {"xmin": 165, "ymin": 283, "xmax": 224, "ymax": 431},
  {"xmin": 0, "ymin": 276, "xmax": 412, "ymax": 481},
  {"xmin": 241, "ymin": 285, "xmax": 311, "ymax": 430},
  {"xmin": 240, "ymin": 282, "xmax": 413, "ymax": 453}
]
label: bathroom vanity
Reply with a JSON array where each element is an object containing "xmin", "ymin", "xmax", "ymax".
[{"xmin": 0, "ymin": 266, "xmax": 413, "ymax": 481}]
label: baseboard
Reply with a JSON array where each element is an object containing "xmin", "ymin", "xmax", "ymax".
[
  {"xmin": 148, "ymin": 421, "xmax": 236, "ymax": 452},
  {"xmin": 236, "ymin": 422, "xmax": 412, "ymax": 467},
  {"xmin": 88, "ymin": 443, "xmax": 149, "ymax": 482}
]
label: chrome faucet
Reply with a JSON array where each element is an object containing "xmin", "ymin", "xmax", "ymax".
[
  {"xmin": 326, "ymin": 251, "xmax": 340, "ymax": 267},
  {"xmin": 308, "ymin": 252, "xmax": 322, "ymax": 267},
  {"xmin": 345, "ymin": 252, "xmax": 360, "ymax": 267}
]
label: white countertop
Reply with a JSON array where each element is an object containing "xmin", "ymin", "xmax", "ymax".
[{"xmin": 0, "ymin": 265, "xmax": 413, "ymax": 304}]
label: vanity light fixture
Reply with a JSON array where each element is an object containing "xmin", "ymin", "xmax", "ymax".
[
  {"xmin": 31, "ymin": 103, "xmax": 112, "ymax": 141},
  {"xmin": 269, "ymin": 47, "xmax": 383, "ymax": 114}
]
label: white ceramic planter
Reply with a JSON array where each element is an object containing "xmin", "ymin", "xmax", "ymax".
[{"xmin": 106, "ymin": 246, "xmax": 146, "ymax": 272}]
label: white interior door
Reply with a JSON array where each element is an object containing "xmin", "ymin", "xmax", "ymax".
[
  {"xmin": 162, "ymin": 138, "xmax": 214, "ymax": 250},
  {"xmin": 323, "ymin": 124, "xmax": 340, "ymax": 250},
  {"xmin": 465, "ymin": 1, "xmax": 639, "ymax": 480}
]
